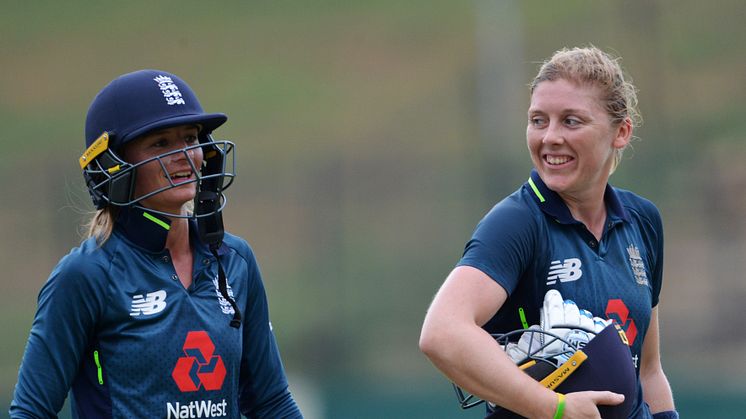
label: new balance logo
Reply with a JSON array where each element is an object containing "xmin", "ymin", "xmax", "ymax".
[
  {"xmin": 546, "ymin": 258, "xmax": 583, "ymax": 285},
  {"xmin": 130, "ymin": 290, "xmax": 167, "ymax": 317}
]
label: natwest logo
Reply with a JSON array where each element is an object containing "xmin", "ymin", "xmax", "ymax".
[
  {"xmin": 172, "ymin": 331, "xmax": 226, "ymax": 392},
  {"xmin": 605, "ymin": 299, "xmax": 638, "ymax": 345},
  {"xmin": 167, "ymin": 399, "xmax": 228, "ymax": 418}
]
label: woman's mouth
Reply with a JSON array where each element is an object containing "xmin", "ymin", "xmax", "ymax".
[
  {"xmin": 545, "ymin": 155, "xmax": 573, "ymax": 166},
  {"xmin": 168, "ymin": 171, "xmax": 194, "ymax": 184}
]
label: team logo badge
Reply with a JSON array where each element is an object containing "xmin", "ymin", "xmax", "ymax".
[
  {"xmin": 153, "ymin": 75, "xmax": 186, "ymax": 105},
  {"xmin": 626, "ymin": 244, "xmax": 649, "ymax": 286},
  {"xmin": 212, "ymin": 276, "xmax": 235, "ymax": 315},
  {"xmin": 130, "ymin": 290, "xmax": 167, "ymax": 317},
  {"xmin": 546, "ymin": 258, "xmax": 583, "ymax": 285},
  {"xmin": 171, "ymin": 331, "xmax": 226, "ymax": 392}
]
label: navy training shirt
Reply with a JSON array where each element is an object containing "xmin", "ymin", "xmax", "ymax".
[
  {"xmin": 11, "ymin": 207, "xmax": 302, "ymax": 419},
  {"xmin": 458, "ymin": 170, "xmax": 664, "ymax": 419}
]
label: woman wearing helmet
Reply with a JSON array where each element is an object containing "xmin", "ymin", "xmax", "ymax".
[
  {"xmin": 11, "ymin": 70, "xmax": 303, "ymax": 418},
  {"xmin": 420, "ymin": 47, "xmax": 677, "ymax": 419}
]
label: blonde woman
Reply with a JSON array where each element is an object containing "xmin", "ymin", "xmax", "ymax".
[
  {"xmin": 11, "ymin": 70, "xmax": 302, "ymax": 419},
  {"xmin": 420, "ymin": 47, "xmax": 677, "ymax": 419}
]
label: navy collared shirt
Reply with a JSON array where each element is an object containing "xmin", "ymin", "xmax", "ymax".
[
  {"xmin": 458, "ymin": 170, "xmax": 664, "ymax": 418},
  {"xmin": 11, "ymin": 207, "xmax": 301, "ymax": 418}
]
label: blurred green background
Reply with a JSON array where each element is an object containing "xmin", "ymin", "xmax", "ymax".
[{"xmin": 2, "ymin": 1, "xmax": 745, "ymax": 417}]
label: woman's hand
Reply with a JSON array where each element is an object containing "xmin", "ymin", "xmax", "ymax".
[{"xmin": 563, "ymin": 391, "xmax": 624, "ymax": 419}]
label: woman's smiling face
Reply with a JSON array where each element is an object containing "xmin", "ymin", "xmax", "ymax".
[
  {"xmin": 121, "ymin": 124, "xmax": 203, "ymax": 215},
  {"xmin": 526, "ymin": 78, "xmax": 630, "ymax": 198}
]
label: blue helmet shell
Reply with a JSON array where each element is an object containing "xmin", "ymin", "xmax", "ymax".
[{"xmin": 85, "ymin": 69, "xmax": 227, "ymax": 151}]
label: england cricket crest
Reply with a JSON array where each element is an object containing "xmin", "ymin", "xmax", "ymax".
[
  {"xmin": 626, "ymin": 244, "xmax": 649, "ymax": 286},
  {"xmin": 212, "ymin": 276, "xmax": 236, "ymax": 315}
]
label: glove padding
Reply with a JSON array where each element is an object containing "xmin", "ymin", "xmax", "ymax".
[
  {"xmin": 541, "ymin": 289, "xmax": 609, "ymax": 332},
  {"xmin": 505, "ymin": 290, "xmax": 610, "ymax": 364}
]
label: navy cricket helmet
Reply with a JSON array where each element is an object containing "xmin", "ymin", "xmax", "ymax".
[
  {"xmin": 454, "ymin": 324, "xmax": 637, "ymax": 419},
  {"xmin": 80, "ymin": 69, "xmax": 235, "ymax": 216}
]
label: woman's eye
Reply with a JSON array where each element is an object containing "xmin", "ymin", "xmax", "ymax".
[
  {"xmin": 530, "ymin": 117, "xmax": 545, "ymax": 126},
  {"xmin": 185, "ymin": 135, "xmax": 199, "ymax": 144},
  {"xmin": 565, "ymin": 118, "xmax": 581, "ymax": 126},
  {"xmin": 152, "ymin": 139, "xmax": 168, "ymax": 148}
]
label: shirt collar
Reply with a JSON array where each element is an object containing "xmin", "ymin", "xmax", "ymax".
[
  {"xmin": 526, "ymin": 169, "xmax": 630, "ymax": 224},
  {"xmin": 115, "ymin": 206, "xmax": 229, "ymax": 255}
]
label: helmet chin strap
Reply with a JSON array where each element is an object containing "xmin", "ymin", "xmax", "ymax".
[
  {"xmin": 196, "ymin": 189, "xmax": 242, "ymax": 329},
  {"xmin": 195, "ymin": 138, "xmax": 242, "ymax": 329}
]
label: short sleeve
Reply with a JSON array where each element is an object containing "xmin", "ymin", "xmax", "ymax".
[
  {"xmin": 457, "ymin": 195, "xmax": 538, "ymax": 296},
  {"xmin": 643, "ymin": 202, "xmax": 665, "ymax": 308}
]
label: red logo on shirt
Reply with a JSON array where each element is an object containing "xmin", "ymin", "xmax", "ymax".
[
  {"xmin": 605, "ymin": 299, "xmax": 638, "ymax": 345},
  {"xmin": 172, "ymin": 331, "xmax": 226, "ymax": 392}
]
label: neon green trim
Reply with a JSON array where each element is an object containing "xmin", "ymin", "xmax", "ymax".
[
  {"xmin": 553, "ymin": 393, "xmax": 566, "ymax": 419},
  {"xmin": 518, "ymin": 307, "xmax": 529, "ymax": 329},
  {"xmin": 143, "ymin": 212, "xmax": 170, "ymax": 230},
  {"xmin": 527, "ymin": 177, "xmax": 546, "ymax": 203},
  {"xmin": 94, "ymin": 350, "xmax": 103, "ymax": 385}
]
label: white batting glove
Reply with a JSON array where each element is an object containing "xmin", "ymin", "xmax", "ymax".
[
  {"xmin": 505, "ymin": 290, "xmax": 611, "ymax": 363},
  {"xmin": 541, "ymin": 289, "xmax": 610, "ymax": 333},
  {"xmin": 504, "ymin": 325, "xmax": 541, "ymax": 363}
]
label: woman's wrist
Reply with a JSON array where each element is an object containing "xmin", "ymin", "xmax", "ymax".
[{"xmin": 652, "ymin": 410, "xmax": 679, "ymax": 419}]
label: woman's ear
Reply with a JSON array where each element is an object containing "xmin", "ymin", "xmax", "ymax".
[{"xmin": 613, "ymin": 117, "xmax": 633, "ymax": 150}]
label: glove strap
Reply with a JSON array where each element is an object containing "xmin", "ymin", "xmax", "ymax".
[{"xmin": 553, "ymin": 393, "xmax": 566, "ymax": 419}]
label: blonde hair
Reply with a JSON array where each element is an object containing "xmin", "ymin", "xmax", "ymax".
[
  {"xmin": 530, "ymin": 46, "xmax": 641, "ymax": 173},
  {"xmin": 85, "ymin": 207, "xmax": 119, "ymax": 245}
]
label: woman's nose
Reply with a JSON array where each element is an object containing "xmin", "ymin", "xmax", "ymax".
[{"xmin": 542, "ymin": 121, "xmax": 565, "ymax": 145}]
